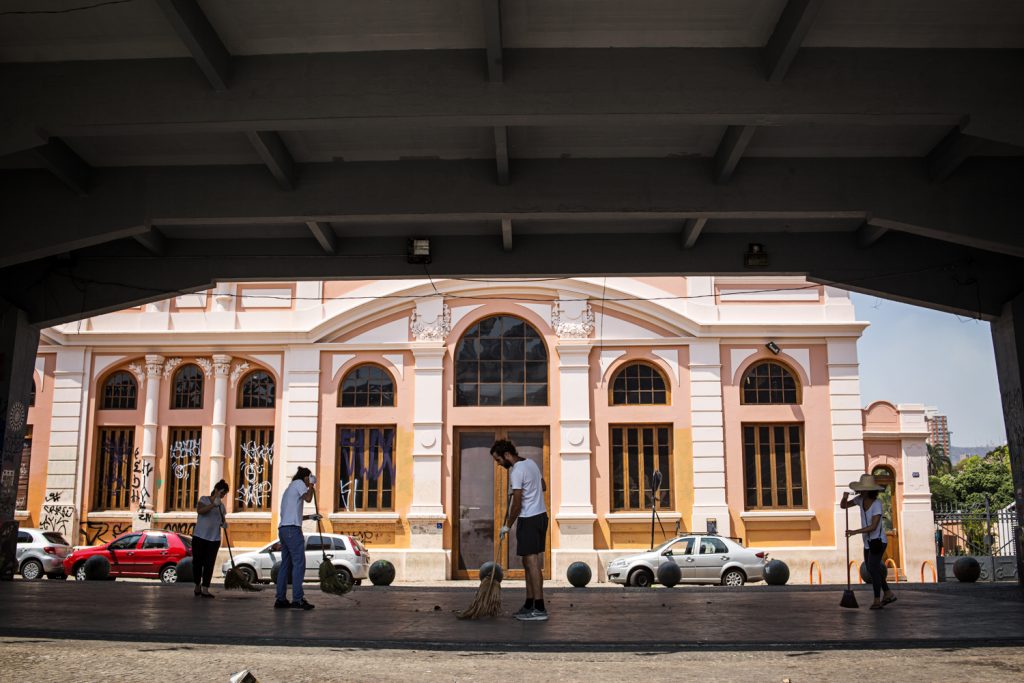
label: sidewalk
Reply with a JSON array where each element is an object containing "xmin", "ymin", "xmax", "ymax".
[{"xmin": 1, "ymin": 580, "xmax": 1022, "ymax": 651}]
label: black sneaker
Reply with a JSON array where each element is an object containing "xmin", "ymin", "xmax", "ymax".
[
  {"xmin": 512, "ymin": 605, "xmax": 533, "ymax": 618},
  {"xmin": 274, "ymin": 599, "xmax": 290, "ymax": 609},
  {"xmin": 291, "ymin": 599, "xmax": 315, "ymax": 610},
  {"xmin": 515, "ymin": 608, "xmax": 549, "ymax": 622}
]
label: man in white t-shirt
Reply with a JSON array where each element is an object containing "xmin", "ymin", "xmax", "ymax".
[
  {"xmin": 841, "ymin": 473, "xmax": 896, "ymax": 609},
  {"xmin": 275, "ymin": 466, "xmax": 321, "ymax": 610},
  {"xmin": 491, "ymin": 439, "xmax": 548, "ymax": 621}
]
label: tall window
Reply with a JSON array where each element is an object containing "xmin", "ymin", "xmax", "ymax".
[
  {"xmin": 743, "ymin": 424, "xmax": 805, "ymax": 509},
  {"xmin": 611, "ymin": 362, "xmax": 668, "ymax": 405},
  {"xmin": 166, "ymin": 427, "xmax": 202, "ymax": 511},
  {"xmin": 102, "ymin": 371, "xmax": 138, "ymax": 410},
  {"xmin": 172, "ymin": 364, "xmax": 204, "ymax": 409},
  {"xmin": 93, "ymin": 427, "xmax": 136, "ymax": 510},
  {"xmin": 235, "ymin": 427, "xmax": 274, "ymax": 511},
  {"xmin": 337, "ymin": 426, "xmax": 396, "ymax": 511},
  {"xmin": 239, "ymin": 370, "xmax": 276, "ymax": 409},
  {"xmin": 741, "ymin": 361, "xmax": 799, "ymax": 404},
  {"xmin": 16, "ymin": 428, "xmax": 31, "ymax": 510},
  {"xmin": 610, "ymin": 425, "xmax": 671, "ymax": 511},
  {"xmin": 339, "ymin": 364, "xmax": 395, "ymax": 407},
  {"xmin": 29, "ymin": 379, "xmax": 36, "ymax": 407},
  {"xmin": 455, "ymin": 315, "xmax": 547, "ymax": 406}
]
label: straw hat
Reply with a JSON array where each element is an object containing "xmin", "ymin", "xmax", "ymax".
[{"xmin": 849, "ymin": 474, "xmax": 885, "ymax": 492}]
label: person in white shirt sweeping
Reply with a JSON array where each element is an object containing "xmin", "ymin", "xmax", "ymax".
[
  {"xmin": 842, "ymin": 474, "xmax": 897, "ymax": 610},
  {"xmin": 274, "ymin": 466, "xmax": 322, "ymax": 610}
]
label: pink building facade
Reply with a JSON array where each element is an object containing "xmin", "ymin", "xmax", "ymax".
[{"xmin": 18, "ymin": 277, "xmax": 933, "ymax": 582}]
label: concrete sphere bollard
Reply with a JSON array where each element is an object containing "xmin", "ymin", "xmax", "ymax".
[
  {"xmin": 657, "ymin": 561, "xmax": 682, "ymax": 588},
  {"xmin": 84, "ymin": 554, "xmax": 111, "ymax": 580},
  {"xmin": 764, "ymin": 559, "xmax": 790, "ymax": 585},
  {"xmin": 369, "ymin": 559, "xmax": 396, "ymax": 586},
  {"xmin": 566, "ymin": 561, "xmax": 592, "ymax": 587},
  {"xmin": 953, "ymin": 556, "xmax": 981, "ymax": 583},
  {"xmin": 479, "ymin": 561, "xmax": 504, "ymax": 583},
  {"xmin": 271, "ymin": 560, "xmax": 281, "ymax": 583},
  {"xmin": 175, "ymin": 556, "xmax": 194, "ymax": 584},
  {"xmin": 859, "ymin": 562, "xmax": 872, "ymax": 584}
]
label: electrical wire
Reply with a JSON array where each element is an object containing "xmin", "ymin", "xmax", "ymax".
[{"xmin": 0, "ymin": 0, "xmax": 134, "ymax": 16}]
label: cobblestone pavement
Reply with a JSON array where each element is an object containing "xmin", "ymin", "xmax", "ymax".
[{"xmin": 1, "ymin": 637, "xmax": 1023, "ymax": 683}]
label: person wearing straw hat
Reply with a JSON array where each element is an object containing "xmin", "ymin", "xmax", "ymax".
[
  {"xmin": 274, "ymin": 467, "xmax": 321, "ymax": 611},
  {"xmin": 841, "ymin": 474, "xmax": 897, "ymax": 610}
]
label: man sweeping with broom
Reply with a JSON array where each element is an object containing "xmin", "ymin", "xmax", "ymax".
[{"xmin": 274, "ymin": 467, "xmax": 321, "ymax": 611}]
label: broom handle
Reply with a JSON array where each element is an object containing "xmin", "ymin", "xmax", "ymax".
[
  {"xmin": 845, "ymin": 505, "xmax": 851, "ymax": 589},
  {"xmin": 223, "ymin": 524, "xmax": 237, "ymax": 568},
  {"xmin": 311, "ymin": 486, "xmax": 328, "ymax": 562}
]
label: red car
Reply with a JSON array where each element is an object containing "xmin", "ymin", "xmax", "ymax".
[{"xmin": 64, "ymin": 530, "xmax": 192, "ymax": 583}]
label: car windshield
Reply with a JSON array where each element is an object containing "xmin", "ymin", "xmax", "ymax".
[
  {"xmin": 43, "ymin": 532, "xmax": 68, "ymax": 545},
  {"xmin": 178, "ymin": 534, "xmax": 192, "ymax": 550}
]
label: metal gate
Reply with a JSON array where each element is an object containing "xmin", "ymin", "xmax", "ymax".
[{"xmin": 934, "ymin": 496, "xmax": 1019, "ymax": 582}]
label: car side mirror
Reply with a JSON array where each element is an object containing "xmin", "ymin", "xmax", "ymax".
[{"xmin": 663, "ymin": 550, "xmax": 673, "ymax": 556}]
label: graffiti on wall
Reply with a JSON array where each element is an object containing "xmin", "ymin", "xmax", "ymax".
[
  {"xmin": 237, "ymin": 440, "xmax": 274, "ymax": 508},
  {"xmin": 131, "ymin": 459, "xmax": 154, "ymax": 523},
  {"xmin": 338, "ymin": 428, "xmax": 395, "ymax": 512},
  {"xmin": 169, "ymin": 438, "xmax": 201, "ymax": 480},
  {"xmin": 160, "ymin": 522, "xmax": 196, "ymax": 536},
  {"xmin": 79, "ymin": 520, "xmax": 131, "ymax": 546},
  {"xmin": 40, "ymin": 491, "xmax": 75, "ymax": 537}
]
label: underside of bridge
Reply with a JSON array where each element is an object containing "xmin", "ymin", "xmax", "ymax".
[{"xmin": 0, "ymin": 0, "xmax": 1022, "ymax": 581}]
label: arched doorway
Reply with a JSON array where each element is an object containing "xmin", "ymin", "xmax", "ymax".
[{"xmin": 871, "ymin": 466, "xmax": 901, "ymax": 571}]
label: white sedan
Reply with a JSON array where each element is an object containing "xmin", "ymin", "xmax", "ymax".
[
  {"xmin": 223, "ymin": 532, "xmax": 371, "ymax": 586},
  {"xmin": 606, "ymin": 534, "xmax": 766, "ymax": 587}
]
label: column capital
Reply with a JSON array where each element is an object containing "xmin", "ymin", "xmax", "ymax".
[
  {"xmin": 144, "ymin": 354, "xmax": 165, "ymax": 378},
  {"xmin": 212, "ymin": 354, "xmax": 232, "ymax": 376}
]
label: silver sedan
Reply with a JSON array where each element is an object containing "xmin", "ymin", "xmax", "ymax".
[{"xmin": 606, "ymin": 534, "xmax": 766, "ymax": 587}]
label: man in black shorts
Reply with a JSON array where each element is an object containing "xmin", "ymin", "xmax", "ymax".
[{"xmin": 491, "ymin": 439, "xmax": 549, "ymax": 621}]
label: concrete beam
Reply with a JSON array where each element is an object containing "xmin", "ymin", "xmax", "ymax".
[
  {"xmin": 501, "ymin": 217, "xmax": 512, "ymax": 251},
  {"xmin": 927, "ymin": 128, "xmax": 987, "ymax": 182},
  {"xmin": 764, "ymin": 0, "xmax": 824, "ymax": 83},
  {"xmin": 856, "ymin": 222, "xmax": 888, "ymax": 248},
  {"xmin": 155, "ymin": 0, "xmax": 230, "ymax": 91},
  {"xmin": 493, "ymin": 126, "xmax": 510, "ymax": 185},
  {"xmin": 133, "ymin": 227, "xmax": 167, "ymax": 255},
  {"xmin": 482, "ymin": 0, "xmax": 504, "ymax": 82},
  {"xmin": 306, "ymin": 221, "xmax": 337, "ymax": 254},
  {"xmin": 245, "ymin": 131, "xmax": 296, "ymax": 190},
  {"xmin": 713, "ymin": 126, "xmax": 756, "ymax": 183},
  {"xmin": 681, "ymin": 218, "xmax": 707, "ymax": 249},
  {"xmin": 3, "ymin": 50, "xmax": 1021, "ymax": 149},
  {"xmin": 32, "ymin": 138, "xmax": 92, "ymax": 196}
]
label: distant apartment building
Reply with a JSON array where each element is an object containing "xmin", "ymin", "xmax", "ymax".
[{"xmin": 924, "ymin": 408, "xmax": 952, "ymax": 457}]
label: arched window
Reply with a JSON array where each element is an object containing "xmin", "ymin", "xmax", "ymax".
[
  {"xmin": 741, "ymin": 361, "xmax": 799, "ymax": 405},
  {"xmin": 339, "ymin": 364, "xmax": 395, "ymax": 407},
  {"xmin": 239, "ymin": 370, "xmax": 276, "ymax": 409},
  {"xmin": 455, "ymin": 315, "xmax": 547, "ymax": 406},
  {"xmin": 29, "ymin": 379, "xmax": 36, "ymax": 407},
  {"xmin": 611, "ymin": 362, "xmax": 668, "ymax": 405},
  {"xmin": 101, "ymin": 371, "xmax": 138, "ymax": 410},
  {"xmin": 172, "ymin": 364, "xmax": 204, "ymax": 409}
]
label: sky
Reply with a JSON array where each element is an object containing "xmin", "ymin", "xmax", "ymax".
[{"xmin": 851, "ymin": 293, "xmax": 1005, "ymax": 448}]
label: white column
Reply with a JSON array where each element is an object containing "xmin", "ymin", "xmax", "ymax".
[
  {"xmin": 280, "ymin": 347, "xmax": 322, "ymax": 531},
  {"xmin": 689, "ymin": 340, "xmax": 730, "ymax": 536},
  {"xmin": 896, "ymin": 404, "xmax": 934, "ymax": 582},
  {"xmin": 210, "ymin": 354, "xmax": 231, "ymax": 485},
  {"xmin": 134, "ymin": 354, "xmax": 163, "ymax": 531},
  {"xmin": 409, "ymin": 345, "xmax": 446, "ymax": 527},
  {"xmin": 39, "ymin": 348, "xmax": 87, "ymax": 543},
  {"xmin": 827, "ymin": 339, "xmax": 867, "ymax": 561},
  {"xmin": 555, "ymin": 342, "xmax": 596, "ymax": 536}
]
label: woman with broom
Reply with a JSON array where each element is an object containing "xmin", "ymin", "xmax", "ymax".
[
  {"xmin": 842, "ymin": 474, "xmax": 897, "ymax": 610},
  {"xmin": 274, "ymin": 466, "xmax": 321, "ymax": 611},
  {"xmin": 193, "ymin": 479, "xmax": 230, "ymax": 598}
]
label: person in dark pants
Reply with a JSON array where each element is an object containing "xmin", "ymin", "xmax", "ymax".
[
  {"xmin": 193, "ymin": 479, "xmax": 229, "ymax": 597},
  {"xmin": 842, "ymin": 474, "xmax": 897, "ymax": 610}
]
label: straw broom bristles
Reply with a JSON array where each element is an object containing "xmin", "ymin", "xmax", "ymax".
[
  {"xmin": 222, "ymin": 526, "xmax": 261, "ymax": 592},
  {"xmin": 457, "ymin": 571, "xmax": 502, "ymax": 619},
  {"xmin": 319, "ymin": 559, "xmax": 354, "ymax": 596}
]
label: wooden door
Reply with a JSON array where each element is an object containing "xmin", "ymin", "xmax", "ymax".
[{"xmin": 871, "ymin": 466, "xmax": 902, "ymax": 571}]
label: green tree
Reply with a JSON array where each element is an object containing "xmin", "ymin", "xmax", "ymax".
[
  {"xmin": 934, "ymin": 445, "xmax": 1014, "ymax": 510},
  {"xmin": 927, "ymin": 443, "xmax": 952, "ymax": 476}
]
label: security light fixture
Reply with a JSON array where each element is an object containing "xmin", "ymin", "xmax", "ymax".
[
  {"xmin": 744, "ymin": 242, "xmax": 768, "ymax": 268},
  {"xmin": 407, "ymin": 238, "xmax": 431, "ymax": 264},
  {"xmin": 765, "ymin": 341, "xmax": 781, "ymax": 355}
]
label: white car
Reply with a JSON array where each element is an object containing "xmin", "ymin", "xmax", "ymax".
[
  {"xmin": 606, "ymin": 534, "xmax": 766, "ymax": 587},
  {"xmin": 223, "ymin": 533, "xmax": 370, "ymax": 586}
]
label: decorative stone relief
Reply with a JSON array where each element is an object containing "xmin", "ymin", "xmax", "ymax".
[
  {"xmin": 127, "ymin": 362, "xmax": 146, "ymax": 385},
  {"xmin": 410, "ymin": 304, "xmax": 451, "ymax": 342},
  {"xmin": 213, "ymin": 355, "xmax": 232, "ymax": 377},
  {"xmin": 194, "ymin": 357, "xmax": 213, "ymax": 379},
  {"xmin": 230, "ymin": 361, "xmax": 251, "ymax": 386},
  {"xmin": 551, "ymin": 302, "xmax": 595, "ymax": 339},
  {"xmin": 161, "ymin": 357, "xmax": 182, "ymax": 379}
]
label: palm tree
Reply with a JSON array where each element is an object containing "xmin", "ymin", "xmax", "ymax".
[{"xmin": 927, "ymin": 444, "xmax": 952, "ymax": 476}]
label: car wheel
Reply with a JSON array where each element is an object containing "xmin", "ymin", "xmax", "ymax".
[
  {"xmin": 334, "ymin": 565, "xmax": 354, "ymax": 586},
  {"xmin": 74, "ymin": 563, "xmax": 87, "ymax": 581},
  {"xmin": 160, "ymin": 563, "xmax": 178, "ymax": 584},
  {"xmin": 722, "ymin": 569, "xmax": 746, "ymax": 587},
  {"xmin": 20, "ymin": 559, "xmax": 44, "ymax": 581},
  {"xmin": 237, "ymin": 565, "xmax": 257, "ymax": 585},
  {"xmin": 629, "ymin": 567, "xmax": 655, "ymax": 588}
]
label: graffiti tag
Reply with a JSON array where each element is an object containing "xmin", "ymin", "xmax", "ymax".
[
  {"xmin": 40, "ymin": 505, "xmax": 75, "ymax": 536},
  {"xmin": 169, "ymin": 438, "xmax": 201, "ymax": 480},
  {"xmin": 79, "ymin": 521, "xmax": 131, "ymax": 546}
]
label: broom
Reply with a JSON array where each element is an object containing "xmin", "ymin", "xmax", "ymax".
[
  {"xmin": 457, "ymin": 496, "xmax": 512, "ymax": 619},
  {"xmin": 223, "ymin": 525, "xmax": 262, "ymax": 592},
  {"xmin": 840, "ymin": 504, "xmax": 859, "ymax": 609},
  {"xmin": 311, "ymin": 487, "xmax": 354, "ymax": 596}
]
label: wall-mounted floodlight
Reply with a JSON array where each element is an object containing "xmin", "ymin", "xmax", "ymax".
[
  {"xmin": 744, "ymin": 243, "xmax": 768, "ymax": 267},
  {"xmin": 765, "ymin": 341, "xmax": 781, "ymax": 355},
  {"xmin": 407, "ymin": 238, "xmax": 431, "ymax": 264}
]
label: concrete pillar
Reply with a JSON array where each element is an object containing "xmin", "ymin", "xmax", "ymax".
[
  {"xmin": 895, "ymin": 405, "xmax": 934, "ymax": 582},
  {"xmin": 689, "ymin": 340, "xmax": 730, "ymax": 536},
  {"xmin": 0, "ymin": 306, "xmax": 40, "ymax": 579},
  {"xmin": 210, "ymin": 354, "xmax": 231, "ymax": 486},
  {"xmin": 990, "ymin": 294, "xmax": 1024, "ymax": 585},
  {"xmin": 280, "ymin": 347, "xmax": 322, "ymax": 531},
  {"xmin": 134, "ymin": 355, "xmax": 163, "ymax": 531},
  {"xmin": 827, "ymin": 339, "xmax": 867, "ymax": 568},
  {"xmin": 40, "ymin": 348, "xmax": 88, "ymax": 547}
]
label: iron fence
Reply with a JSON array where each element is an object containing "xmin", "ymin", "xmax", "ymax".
[{"xmin": 934, "ymin": 497, "xmax": 1017, "ymax": 557}]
